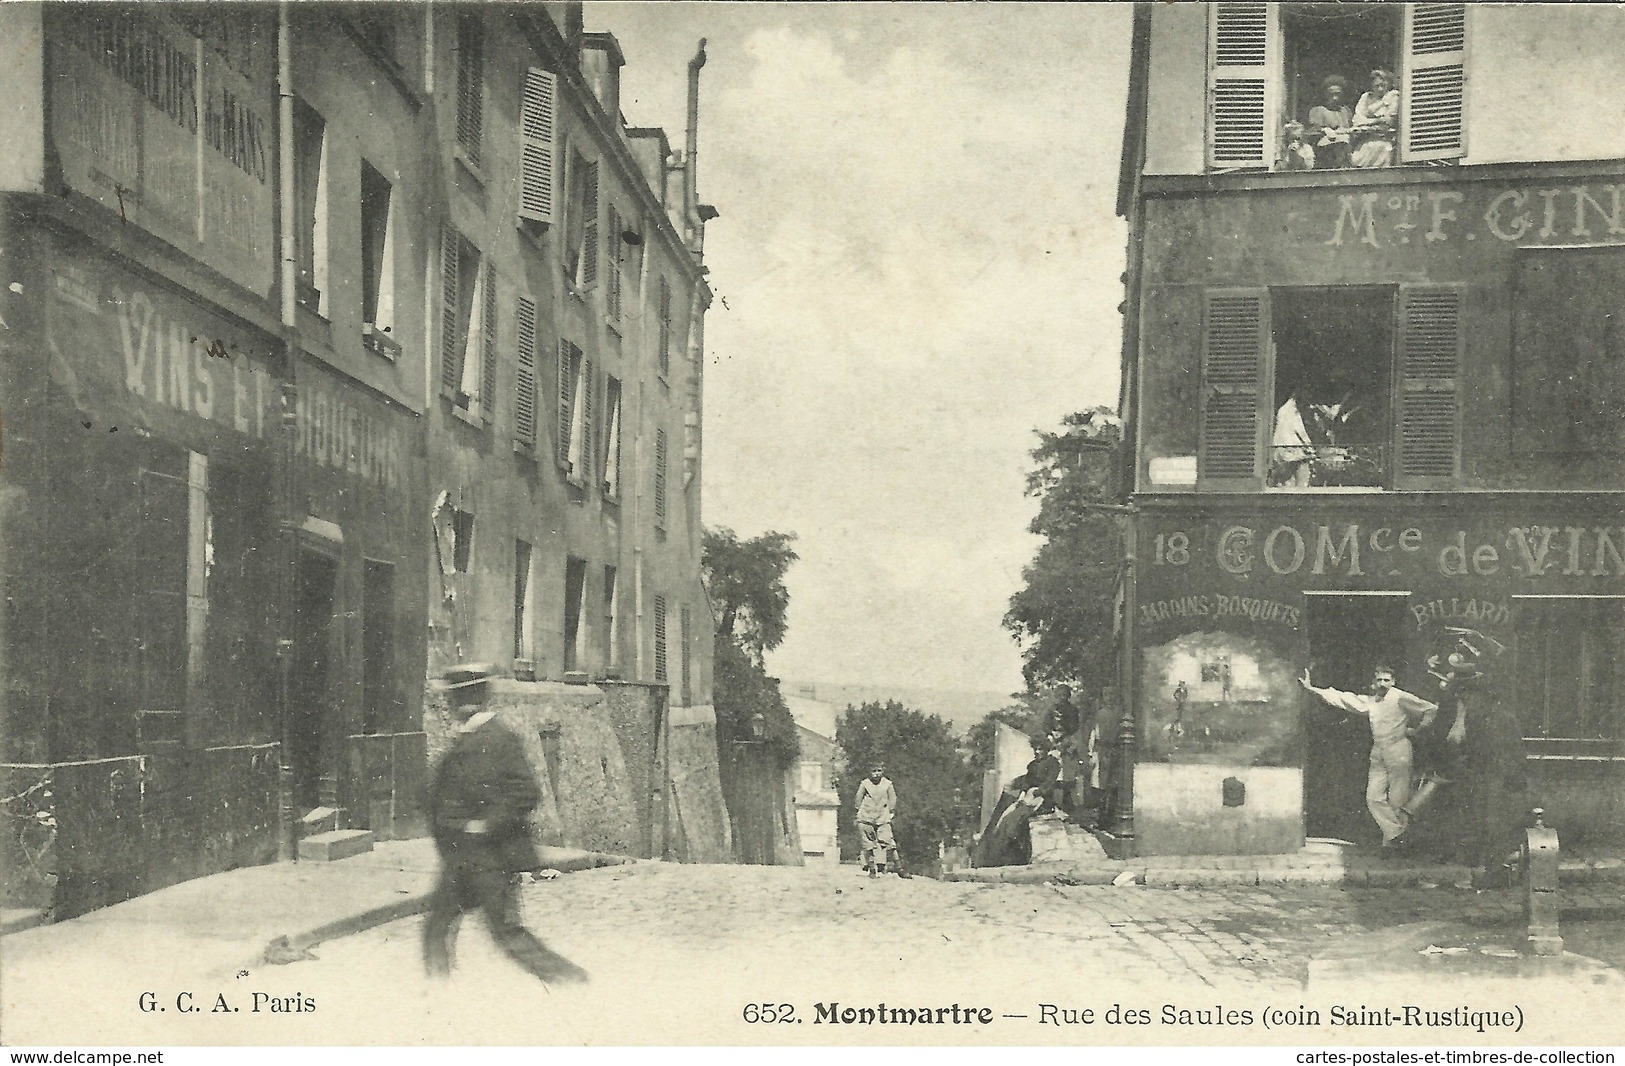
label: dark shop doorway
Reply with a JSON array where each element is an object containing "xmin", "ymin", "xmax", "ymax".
[{"xmin": 1303, "ymin": 593, "xmax": 1409, "ymax": 844}]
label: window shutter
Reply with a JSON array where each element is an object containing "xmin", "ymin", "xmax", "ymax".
[
  {"xmin": 519, "ymin": 67, "xmax": 558, "ymax": 225},
  {"xmin": 579, "ymin": 357, "xmax": 595, "ymax": 486},
  {"xmin": 455, "ymin": 14, "xmax": 484, "ymax": 166},
  {"xmin": 1198, "ymin": 288, "xmax": 1269, "ymax": 489},
  {"xmin": 653, "ymin": 594, "xmax": 668, "ymax": 682},
  {"xmin": 1402, "ymin": 4, "xmax": 1466, "ymax": 162},
  {"xmin": 515, "ymin": 296, "xmax": 538, "ymax": 447},
  {"xmin": 480, "ymin": 262, "xmax": 498, "ymax": 420},
  {"xmin": 606, "ymin": 205, "xmax": 623, "ymax": 322},
  {"xmin": 439, "ymin": 227, "xmax": 461, "ymax": 394},
  {"xmin": 654, "ymin": 428, "xmax": 668, "ymax": 525},
  {"xmin": 657, "ymin": 278, "xmax": 671, "ymax": 376},
  {"xmin": 1396, "ymin": 285, "xmax": 1462, "ymax": 486},
  {"xmin": 1207, "ymin": 3, "xmax": 1275, "ymax": 170},
  {"xmin": 579, "ymin": 160, "xmax": 600, "ymax": 289},
  {"xmin": 556, "ymin": 339, "xmax": 575, "ymax": 464}
]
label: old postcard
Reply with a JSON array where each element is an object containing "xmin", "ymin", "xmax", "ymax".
[{"xmin": 1, "ymin": 0, "xmax": 1622, "ymax": 1052}]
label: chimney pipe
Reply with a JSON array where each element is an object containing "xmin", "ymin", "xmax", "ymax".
[{"xmin": 685, "ymin": 39, "xmax": 706, "ymax": 224}]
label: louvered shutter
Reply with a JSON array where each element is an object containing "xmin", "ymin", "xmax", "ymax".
[
  {"xmin": 654, "ymin": 428, "xmax": 668, "ymax": 525},
  {"xmin": 606, "ymin": 205, "xmax": 623, "ymax": 322},
  {"xmin": 556, "ymin": 340, "xmax": 575, "ymax": 465},
  {"xmin": 455, "ymin": 14, "xmax": 484, "ymax": 166},
  {"xmin": 579, "ymin": 357, "xmax": 595, "ymax": 486},
  {"xmin": 1198, "ymin": 289, "xmax": 1269, "ymax": 489},
  {"xmin": 1207, "ymin": 3, "xmax": 1275, "ymax": 170},
  {"xmin": 480, "ymin": 262, "xmax": 498, "ymax": 420},
  {"xmin": 579, "ymin": 160, "xmax": 600, "ymax": 289},
  {"xmin": 653, "ymin": 595, "xmax": 668, "ymax": 681},
  {"xmin": 515, "ymin": 297, "xmax": 538, "ymax": 447},
  {"xmin": 519, "ymin": 67, "xmax": 558, "ymax": 225},
  {"xmin": 1402, "ymin": 4, "xmax": 1466, "ymax": 162},
  {"xmin": 440, "ymin": 227, "xmax": 461, "ymax": 395},
  {"xmin": 657, "ymin": 278, "xmax": 671, "ymax": 376},
  {"xmin": 1396, "ymin": 285, "xmax": 1462, "ymax": 486}
]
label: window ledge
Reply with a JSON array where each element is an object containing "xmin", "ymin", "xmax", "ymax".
[
  {"xmin": 513, "ymin": 439, "xmax": 537, "ymax": 461},
  {"xmin": 362, "ymin": 325, "xmax": 402, "ymax": 362},
  {"xmin": 449, "ymin": 403, "xmax": 486, "ymax": 429},
  {"xmin": 452, "ymin": 146, "xmax": 485, "ymax": 188},
  {"xmin": 604, "ymin": 317, "xmax": 623, "ymax": 337}
]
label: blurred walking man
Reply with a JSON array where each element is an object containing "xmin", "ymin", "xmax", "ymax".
[
  {"xmin": 1300, "ymin": 665, "xmax": 1437, "ymax": 855},
  {"xmin": 854, "ymin": 763, "xmax": 897, "ymax": 877},
  {"xmin": 424, "ymin": 664, "xmax": 587, "ymax": 984}
]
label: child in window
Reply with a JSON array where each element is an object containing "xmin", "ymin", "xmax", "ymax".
[{"xmin": 1282, "ymin": 122, "xmax": 1315, "ymax": 171}]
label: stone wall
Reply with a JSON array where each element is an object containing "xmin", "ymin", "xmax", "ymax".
[{"xmin": 666, "ymin": 704, "xmax": 732, "ymax": 863}]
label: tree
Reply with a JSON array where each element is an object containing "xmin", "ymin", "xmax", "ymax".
[
  {"xmin": 701, "ymin": 527, "xmax": 798, "ymax": 666},
  {"xmin": 1003, "ymin": 407, "xmax": 1125, "ymax": 694},
  {"xmin": 835, "ymin": 701, "xmax": 979, "ymax": 870},
  {"xmin": 702, "ymin": 526, "xmax": 801, "ymax": 769}
]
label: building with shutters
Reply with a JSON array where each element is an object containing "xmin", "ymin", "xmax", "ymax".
[
  {"xmin": 419, "ymin": 4, "xmax": 727, "ymax": 861},
  {"xmin": 1113, "ymin": 3, "xmax": 1625, "ymax": 860},
  {"xmin": 0, "ymin": 2, "xmax": 434, "ymax": 918},
  {"xmin": 0, "ymin": 1, "xmax": 729, "ymax": 920}
]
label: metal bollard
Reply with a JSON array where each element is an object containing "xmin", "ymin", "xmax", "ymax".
[{"xmin": 1521, "ymin": 808, "xmax": 1562, "ymax": 957}]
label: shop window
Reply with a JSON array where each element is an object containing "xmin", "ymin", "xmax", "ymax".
[
  {"xmin": 1208, "ymin": 3, "xmax": 1464, "ymax": 172},
  {"xmin": 1197, "ymin": 284, "xmax": 1461, "ymax": 491},
  {"xmin": 361, "ymin": 560, "xmax": 396, "ymax": 735},
  {"xmin": 1514, "ymin": 598, "xmax": 1624, "ymax": 755},
  {"xmin": 1512, "ymin": 247, "xmax": 1625, "ymax": 455},
  {"xmin": 360, "ymin": 161, "xmax": 398, "ymax": 359},
  {"xmin": 563, "ymin": 556, "xmax": 587, "ymax": 673},
  {"xmin": 293, "ymin": 100, "xmax": 328, "ymax": 314},
  {"xmin": 602, "ymin": 376, "xmax": 623, "ymax": 499},
  {"xmin": 439, "ymin": 228, "xmax": 496, "ymax": 420},
  {"xmin": 555, "ymin": 340, "xmax": 594, "ymax": 484}
]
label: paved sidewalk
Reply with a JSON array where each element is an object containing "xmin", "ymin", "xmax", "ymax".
[
  {"xmin": 944, "ymin": 839, "xmax": 1625, "ymax": 888},
  {"xmin": 0, "ymin": 840, "xmax": 636, "ymax": 984}
]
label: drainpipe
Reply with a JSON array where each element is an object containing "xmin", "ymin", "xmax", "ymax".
[
  {"xmin": 684, "ymin": 40, "xmax": 706, "ymax": 239},
  {"xmin": 275, "ymin": 0, "xmax": 301, "ymax": 863}
]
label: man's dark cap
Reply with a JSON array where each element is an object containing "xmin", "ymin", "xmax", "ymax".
[{"xmin": 440, "ymin": 663, "xmax": 496, "ymax": 690}]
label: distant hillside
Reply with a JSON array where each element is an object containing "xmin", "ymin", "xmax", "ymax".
[{"xmin": 777, "ymin": 679, "xmax": 1019, "ymax": 735}]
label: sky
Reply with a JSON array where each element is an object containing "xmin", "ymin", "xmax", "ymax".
[{"xmin": 598, "ymin": 2, "xmax": 1134, "ymax": 696}]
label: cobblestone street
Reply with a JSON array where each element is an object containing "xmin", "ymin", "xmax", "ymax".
[{"xmin": 244, "ymin": 862, "xmax": 1622, "ymax": 1046}]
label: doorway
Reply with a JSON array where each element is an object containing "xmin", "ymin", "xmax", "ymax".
[
  {"xmin": 290, "ymin": 550, "xmax": 339, "ymax": 813},
  {"xmin": 1303, "ymin": 593, "xmax": 1409, "ymax": 843}
]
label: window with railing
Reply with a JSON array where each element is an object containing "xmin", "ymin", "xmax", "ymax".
[{"xmin": 1209, "ymin": 2, "xmax": 1465, "ymax": 174}]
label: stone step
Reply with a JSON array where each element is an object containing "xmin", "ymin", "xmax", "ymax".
[{"xmin": 298, "ymin": 829, "xmax": 376, "ymax": 862}]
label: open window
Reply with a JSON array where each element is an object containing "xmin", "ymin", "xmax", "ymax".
[
  {"xmin": 555, "ymin": 340, "xmax": 594, "ymax": 484},
  {"xmin": 563, "ymin": 151, "xmax": 599, "ymax": 290},
  {"xmin": 439, "ymin": 227, "xmax": 497, "ymax": 421},
  {"xmin": 360, "ymin": 161, "xmax": 398, "ymax": 359},
  {"xmin": 1197, "ymin": 284, "xmax": 1461, "ymax": 491},
  {"xmin": 293, "ymin": 99, "xmax": 328, "ymax": 313},
  {"xmin": 602, "ymin": 564, "xmax": 619, "ymax": 674},
  {"xmin": 563, "ymin": 556, "xmax": 587, "ymax": 673},
  {"xmin": 602, "ymin": 375, "xmax": 623, "ymax": 499},
  {"xmin": 1208, "ymin": 3, "xmax": 1465, "ymax": 172}
]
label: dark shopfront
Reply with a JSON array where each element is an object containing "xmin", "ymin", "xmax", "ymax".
[
  {"xmin": 1, "ymin": 234, "xmax": 426, "ymax": 918},
  {"xmin": 1126, "ymin": 498, "xmax": 1625, "ymax": 859}
]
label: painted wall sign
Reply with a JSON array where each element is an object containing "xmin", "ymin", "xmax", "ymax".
[
  {"xmin": 45, "ymin": 252, "xmax": 404, "ymax": 491},
  {"xmin": 1321, "ymin": 181, "xmax": 1625, "ymax": 250},
  {"xmin": 1145, "ymin": 519, "xmax": 1625, "ymax": 583},
  {"xmin": 48, "ymin": 7, "xmax": 275, "ymax": 297}
]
